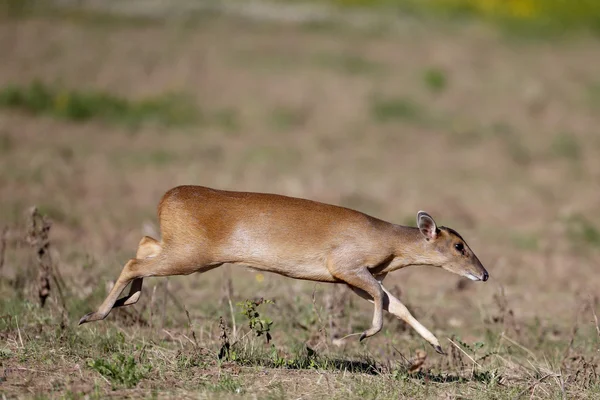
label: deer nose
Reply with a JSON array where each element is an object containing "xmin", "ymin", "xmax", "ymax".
[{"xmin": 482, "ymin": 270, "xmax": 489, "ymax": 282}]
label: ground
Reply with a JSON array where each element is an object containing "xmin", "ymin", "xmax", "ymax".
[{"xmin": 0, "ymin": 1, "xmax": 600, "ymax": 399}]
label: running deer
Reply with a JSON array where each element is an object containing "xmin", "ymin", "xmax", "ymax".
[{"xmin": 79, "ymin": 185, "xmax": 489, "ymax": 354}]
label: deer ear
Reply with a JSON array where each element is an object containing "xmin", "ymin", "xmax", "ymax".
[{"xmin": 417, "ymin": 211, "xmax": 438, "ymax": 240}]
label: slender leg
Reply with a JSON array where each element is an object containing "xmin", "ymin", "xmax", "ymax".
[
  {"xmin": 112, "ymin": 278, "xmax": 143, "ymax": 308},
  {"xmin": 382, "ymin": 285, "xmax": 443, "ymax": 354},
  {"xmin": 82, "ymin": 236, "xmax": 161, "ymax": 320},
  {"xmin": 334, "ymin": 268, "xmax": 384, "ymax": 341},
  {"xmin": 79, "ymin": 258, "xmax": 142, "ymax": 325},
  {"xmin": 79, "ymin": 242, "xmax": 219, "ymax": 325},
  {"xmin": 349, "ymin": 282, "xmax": 443, "ymax": 354}
]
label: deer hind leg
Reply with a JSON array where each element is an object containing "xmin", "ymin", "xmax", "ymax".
[
  {"xmin": 332, "ymin": 266, "xmax": 384, "ymax": 342},
  {"xmin": 111, "ymin": 236, "xmax": 161, "ymax": 309},
  {"xmin": 349, "ymin": 281, "xmax": 443, "ymax": 354},
  {"xmin": 111, "ymin": 277, "xmax": 142, "ymax": 308},
  {"xmin": 79, "ymin": 257, "xmax": 144, "ymax": 325},
  {"xmin": 78, "ymin": 236, "xmax": 161, "ymax": 325},
  {"xmin": 135, "ymin": 236, "xmax": 162, "ymax": 259}
]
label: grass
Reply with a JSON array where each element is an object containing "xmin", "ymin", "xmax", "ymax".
[
  {"xmin": 88, "ymin": 353, "xmax": 151, "ymax": 389},
  {"xmin": 2, "ymin": 294, "xmax": 597, "ymax": 399},
  {"xmin": 0, "ymin": 81, "xmax": 197, "ymax": 127},
  {"xmin": 565, "ymin": 214, "xmax": 600, "ymax": 250},
  {"xmin": 207, "ymin": 375, "xmax": 244, "ymax": 394},
  {"xmin": 291, "ymin": 0, "xmax": 600, "ymax": 36},
  {"xmin": 2, "ymin": 262, "xmax": 600, "ymax": 398},
  {"xmin": 6, "ymin": 0, "xmax": 600, "ymax": 39},
  {"xmin": 422, "ymin": 67, "xmax": 448, "ymax": 94},
  {"xmin": 2, "ymin": 214, "xmax": 598, "ymax": 398},
  {"xmin": 369, "ymin": 96, "xmax": 424, "ymax": 123}
]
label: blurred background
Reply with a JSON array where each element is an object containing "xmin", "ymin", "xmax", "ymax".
[{"xmin": 1, "ymin": 0, "xmax": 599, "ymax": 397}]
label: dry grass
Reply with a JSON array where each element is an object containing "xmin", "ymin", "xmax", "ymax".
[{"xmin": 1, "ymin": 2, "xmax": 600, "ymax": 399}]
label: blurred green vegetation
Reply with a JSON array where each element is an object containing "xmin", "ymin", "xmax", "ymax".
[
  {"xmin": 4, "ymin": 0, "xmax": 600, "ymax": 37},
  {"xmin": 565, "ymin": 214, "xmax": 600, "ymax": 250},
  {"xmin": 284, "ymin": 0, "xmax": 600, "ymax": 35},
  {"xmin": 369, "ymin": 96, "xmax": 425, "ymax": 123},
  {"xmin": 422, "ymin": 67, "xmax": 448, "ymax": 94},
  {"xmin": 0, "ymin": 81, "xmax": 197, "ymax": 127}
]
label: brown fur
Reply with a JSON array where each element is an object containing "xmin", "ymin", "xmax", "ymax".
[{"xmin": 79, "ymin": 185, "xmax": 488, "ymax": 353}]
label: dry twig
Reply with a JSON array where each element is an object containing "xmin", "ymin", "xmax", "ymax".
[
  {"xmin": 26, "ymin": 207, "xmax": 53, "ymax": 307},
  {"xmin": 185, "ymin": 307, "xmax": 199, "ymax": 348},
  {"xmin": 218, "ymin": 316, "xmax": 231, "ymax": 360},
  {"xmin": 15, "ymin": 315, "xmax": 24, "ymax": 349},
  {"xmin": 25, "ymin": 208, "xmax": 67, "ymax": 323}
]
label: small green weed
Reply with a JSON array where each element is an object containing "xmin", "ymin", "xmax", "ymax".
[
  {"xmin": 0, "ymin": 81, "xmax": 196, "ymax": 127},
  {"xmin": 454, "ymin": 338, "xmax": 486, "ymax": 354},
  {"xmin": 565, "ymin": 214, "xmax": 600, "ymax": 249},
  {"xmin": 0, "ymin": 348, "xmax": 13, "ymax": 360},
  {"xmin": 88, "ymin": 353, "xmax": 150, "ymax": 388},
  {"xmin": 238, "ymin": 298, "xmax": 274, "ymax": 343},
  {"xmin": 423, "ymin": 67, "xmax": 448, "ymax": 93},
  {"xmin": 370, "ymin": 96, "xmax": 423, "ymax": 123}
]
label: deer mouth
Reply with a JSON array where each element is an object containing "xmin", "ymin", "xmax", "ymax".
[
  {"xmin": 465, "ymin": 272, "xmax": 483, "ymax": 281},
  {"xmin": 464, "ymin": 270, "xmax": 489, "ymax": 281}
]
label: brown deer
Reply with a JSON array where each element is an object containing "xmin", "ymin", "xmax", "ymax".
[{"xmin": 79, "ymin": 185, "xmax": 489, "ymax": 354}]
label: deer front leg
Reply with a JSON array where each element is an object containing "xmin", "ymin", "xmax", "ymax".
[
  {"xmin": 349, "ymin": 283, "xmax": 443, "ymax": 354},
  {"xmin": 334, "ymin": 267, "xmax": 384, "ymax": 341},
  {"xmin": 381, "ymin": 285, "xmax": 443, "ymax": 354}
]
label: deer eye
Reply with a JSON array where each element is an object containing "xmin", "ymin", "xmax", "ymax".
[{"xmin": 454, "ymin": 243, "xmax": 464, "ymax": 253}]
